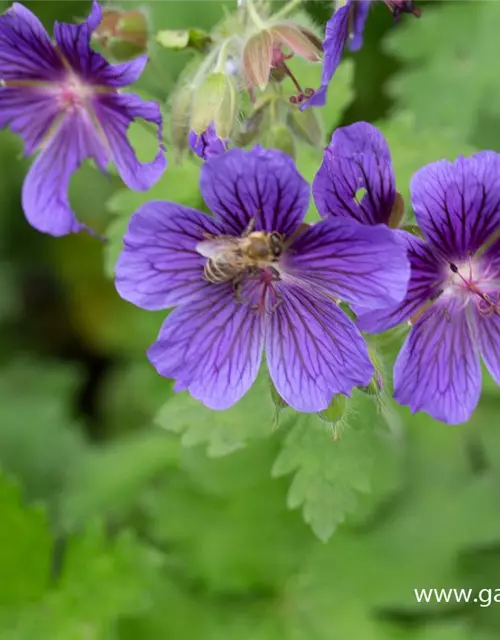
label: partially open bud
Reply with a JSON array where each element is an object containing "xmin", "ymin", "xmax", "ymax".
[
  {"xmin": 263, "ymin": 124, "xmax": 296, "ymax": 160},
  {"xmin": 191, "ymin": 72, "xmax": 237, "ymax": 139},
  {"xmin": 243, "ymin": 30, "xmax": 274, "ymax": 90},
  {"xmin": 241, "ymin": 21, "xmax": 321, "ymax": 95},
  {"xmin": 92, "ymin": 8, "xmax": 148, "ymax": 60},
  {"xmin": 388, "ymin": 191, "xmax": 405, "ymax": 228},
  {"xmin": 270, "ymin": 23, "xmax": 322, "ymax": 62},
  {"xmin": 156, "ymin": 28, "xmax": 211, "ymax": 52},
  {"xmin": 318, "ymin": 394, "xmax": 347, "ymax": 426},
  {"xmin": 287, "ymin": 105, "xmax": 324, "ymax": 148}
]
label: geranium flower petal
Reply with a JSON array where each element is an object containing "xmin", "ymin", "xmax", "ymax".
[
  {"xmin": 410, "ymin": 152, "xmax": 500, "ymax": 259},
  {"xmin": 300, "ymin": 1, "xmax": 351, "ymax": 110},
  {"xmin": 116, "ymin": 202, "xmax": 224, "ymax": 310},
  {"xmin": 189, "ymin": 122, "xmax": 227, "ymax": 161},
  {"xmin": 471, "ymin": 296, "xmax": 500, "ymax": 385},
  {"xmin": 93, "ymin": 92, "xmax": 166, "ymax": 191},
  {"xmin": 282, "ymin": 217, "xmax": 410, "ymax": 309},
  {"xmin": 313, "ymin": 121, "xmax": 396, "ymax": 225},
  {"xmin": 267, "ymin": 283, "xmax": 373, "ymax": 412},
  {"xmin": 53, "ymin": 0, "xmax": 105, "ymax": 80},
  {"xmin": 21, "ymin": 110, "xmax": 109, "ymax": 236},
  {"xmin": 0, "ymin": 2, "xmax": 64, "ymax": 81},
  {"xmin": 0, "ymin": 86, "xmax": 61, "ymax": 154},
  {"xmin": 356, "ymin": 230, "xmax": 444, "ymax": 333},
  {"xmin": 394, "ymin": 298, "xmax": 481, "ymax": 424},
  {"xmin": 349, "ymin": 1, "xmax": 370, "ymax": 51},
  {"xmin": 200, "ymin": 147, "xmax": 309, "ymax": 236},
  {"xmin": 147, "ymin": 286, "xmax": 264, "ymax": 410},
  {"xmin": 54, "ymin": 1, "xmax": 150, "ymax": 88}
]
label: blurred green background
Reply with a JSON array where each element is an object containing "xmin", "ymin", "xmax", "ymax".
[{"xmin": 1, "ymin": 1, "xmax": 500, "ymax": 638}]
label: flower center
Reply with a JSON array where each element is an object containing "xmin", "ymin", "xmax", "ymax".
[
  {"xmin": 58, "ymin": 75, "xmax": 93, "ymax": 111},
  {"xmin": 444, "ymin": 258, "xmax": 500, "ymax": 316}
]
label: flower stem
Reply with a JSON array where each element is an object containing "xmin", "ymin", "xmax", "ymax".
[
  {"xmin": 272, "ymin": 0, "xmax": 303, "ymax": 22},
  {"xmin": 214, "ymin": 38, "xmax": 232, "ymax": 73},
  {"xmin": 246, "ymin": 0, "xmax": 267, "ymax": 30}
]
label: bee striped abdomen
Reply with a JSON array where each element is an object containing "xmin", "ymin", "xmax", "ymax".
[{"xmin": 203, "ymin": 259, "xmax": 239, "ymax": 284}]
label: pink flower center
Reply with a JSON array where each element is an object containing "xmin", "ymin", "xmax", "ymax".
[
  {"xmin": 444, "ymin": 258, "xmax": 500, "ymax": 316},
  {"xmin": 58, "ymin": 75, "xmax": 93, "ymax": 111}
]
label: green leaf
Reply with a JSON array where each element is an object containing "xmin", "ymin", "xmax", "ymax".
[
  {"xmin": 142, "ymin": 439, "xmax": 311, "ymax": 594},
  {"xmin": 155, "ymin": 373, "xmax": 277, "ymax": 456},
  {"xmin": 0, "ymin": 477, "xmax": 162, "ymax": 639},
  {"xmin": 60, "ymin": 430, "xmax": 179, "ymax": 530},
  {"xmin": 376, "ymin": 113, "xmax": 477, "ymax": 213},
  {"xmin": 0, "ymin": 360, "xmax": 86, "ymax": 504},
  {"xmin": 385, "ymin": 1, "xmax": 500, "ymax": 148},
  {"xmin": 272, "ymin": 392, "xmax": 402, "ymax": 542},
  {"xmin": 0, "ymin": 475, "xmax": 51, "ymax": 608}
]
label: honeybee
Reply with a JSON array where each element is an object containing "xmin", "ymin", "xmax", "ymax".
[{"xmin": 196, "ymin": 218, "xmax": 285, "ymax": 301}]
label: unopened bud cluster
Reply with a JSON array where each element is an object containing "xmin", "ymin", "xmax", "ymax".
[{"xmin": 162, "ymin": 0, "xmax": 325, "ymax": 158}]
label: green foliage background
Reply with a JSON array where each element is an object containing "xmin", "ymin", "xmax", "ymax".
[{"xmin": 1, "ymin": 1, "xmax": 500, "ymax": 638}]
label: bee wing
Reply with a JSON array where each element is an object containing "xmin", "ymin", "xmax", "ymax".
[{"xmin": 196, "ymin": 236, "xmax": 243, "ymax": 261}]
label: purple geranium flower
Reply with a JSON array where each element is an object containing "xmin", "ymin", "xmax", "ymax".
[
  {"xmin": 301, "ymin": 0, "xmax": 420, "ymax": 110},
  {"xmin": 313, "ymin": 121, "xmax": 399, "ymax": 226},
  {"xmin": 356, "ymin": 152, "xmax": 500, "ymax": 424},
  {"xmin": 188, "ymin": 122, "xmax": 227, "ymax": 161},
  {"xmin": 0, "ymin": 0, "xmax": 166, "ymax": 236},
  {"xmin": 115, "ymin": 146, "xmax": 410, "ymax": 412}
]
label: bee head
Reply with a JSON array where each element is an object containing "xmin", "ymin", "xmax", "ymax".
[{"xmin": 269, "ymin": 232, "xmax": 284, "ymax": 258}]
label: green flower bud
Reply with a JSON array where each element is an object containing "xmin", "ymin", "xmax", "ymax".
[
  {"xmin": 263, "ymin": 124, "xmax": 296, "ymax": 160},
  {"xmin": 92, "ymin": 9, "xmax": 148, "ymax": 61},
  {"xmin": 156, "ymin": 28, "xmax": 211, "ymax": 52},
  {"xmin": 318, "ymin": 394, "xmax": 347, "ymax": 426},
  {"xmin": 287, "ymin": 106, "xmax": 324, "ymax": 148},
  {"xmin": 170, "ymin": 84, "xmax": 195, "ymax": 160},
  {"xmin": 191, "ymin": 72, "xmax": 237, "ymax": 139}
]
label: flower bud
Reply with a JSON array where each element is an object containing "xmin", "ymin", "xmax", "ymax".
[
  {"xmin": 242, "ymin": 30, "xmax": 274, "ymax": 90},
  {"xmin": 92, "ymin": 8, "xmax": 148, "ymax": 60},
  {"xmin": 388, "ymin": 191, "xmax": 405, "ymax": 228},
  {"xmin": 318, "ymin": 394, "xmax": 347, "ymax": 426},
  {"xmin": 170, "ymin": 84, "xmax": 196, "ymax": 160},
  {"xmin": 263, "ymin": 124, "xmax": 296, "ymax": 160},
  {"xmin": 156, "ymin": 28, "xmax": 211, "ymax": 52},
  {"xmin": 287, "ymin": 106, "xmax": 324, "ymax": 148},
  {"xmin": 270, "ymin": 23, "xmax": 322, "ymax": 62},
  {"xmin": 191, "ymin": 72, "xmax": 237, "ymax": 139}
]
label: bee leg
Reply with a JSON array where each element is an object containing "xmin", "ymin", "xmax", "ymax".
[
  {"xmin": 232, "ymin": 275, "xmax": 244, "ymax": 304},
  {"xmin": 242, "ymin": 217, "xmax": 256, "ymax": 237},
  {"xmin": 200, "ymin": 230, "xmax": 216, "ymax": 239},
  {"xmin": 270, "ymin": 289, "xmax": 283, "ymax": 312},
  {"xmin": 270, "ymin": 299, "xmax": 283, "ymax": 312}
]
